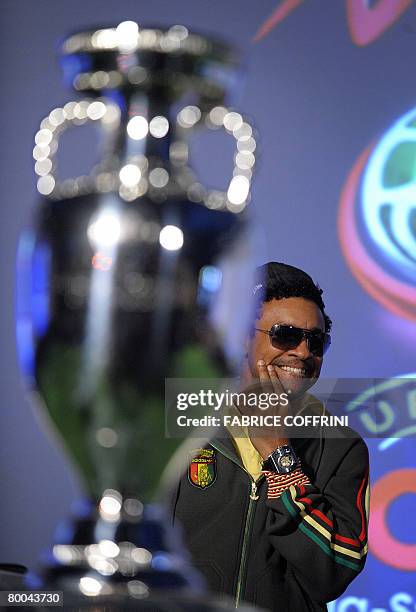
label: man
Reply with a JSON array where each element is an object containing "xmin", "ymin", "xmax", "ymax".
[{"xmin": 171, "ymin": 262, "xmax": 369, "ymax": 611}]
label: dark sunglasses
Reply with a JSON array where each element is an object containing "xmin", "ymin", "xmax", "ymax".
[{"xmin": 255, "ymin": 324, "xmax": 331, "ymax": 357}]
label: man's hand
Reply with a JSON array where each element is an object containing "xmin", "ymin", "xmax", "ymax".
[{"xmin": 244, "ymin": 360, "xmax": 291, "ymax": 459}]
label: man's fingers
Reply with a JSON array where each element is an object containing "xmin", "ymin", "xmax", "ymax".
[
  {"xmin": 257, "ymin": 360, "xmax": 284, "ymax": 395},
  {"xmin": 257, "ymin": 359, "xmax": 284, "ymax": 391},
  {"xmin": 257, "ymin": 361, "xmax": 275, "ymax": 396},
  {"xmin": 257, "ymin": 360, "xmax": 270, "ymax": 384},
  {"xmin": 249, "ymin": 361, "xmax": 289, "ymax": 424},
  {"xmin": 267, "ymin": 364, "xmax": 285, "ymax": 393}
]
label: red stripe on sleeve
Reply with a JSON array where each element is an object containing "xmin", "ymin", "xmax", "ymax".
[
  {"xmin": 356, "ymin": 471, "xmax": 369, "ymax": 542},
  {"xmin": 299, "ymin": 499, "xmax": 362, "ymax": 548}
]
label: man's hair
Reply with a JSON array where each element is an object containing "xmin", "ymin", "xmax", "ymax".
[{"xmin": 254, "ymin": 262, "xmax": 332, "ymax": 333}]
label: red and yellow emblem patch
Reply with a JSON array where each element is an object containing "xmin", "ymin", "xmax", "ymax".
[{"xmin": 188, "ymin": 448, "xmax": 217, "ymax": 489}]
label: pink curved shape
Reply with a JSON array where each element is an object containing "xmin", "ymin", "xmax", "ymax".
[
  {"xmin": 337, "ymin": 145, "xmax": 416, "ymax": 321},
  {"xmin": 346, "ymin": 0, "xmax": 412, "ymax": 47},
  {"xmin": 253, "ymin": 0, "xmax": 305, "ymax": 43}
]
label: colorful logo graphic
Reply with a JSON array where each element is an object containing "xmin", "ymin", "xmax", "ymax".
[
  {"xmin": 327, "ymin": 377, "xmax": 416, "ymax": 611},
  {"xmin": 188, "ymin": 449, "xmax": 217, "ymax": 489},
  {"xmin": 338, "ymin": 107, "xmax": 416, "ymax": 320},
  {"xmin": 344, "ymin": 375, "xmax": 416, "ymax": 571},
  {"xmin": 370, "ymin": 467, "xmax": 416, "ymax": 571}
]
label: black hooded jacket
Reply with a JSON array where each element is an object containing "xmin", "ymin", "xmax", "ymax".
[{"xmin": 170, "ymin": 430, "xmax": 369, "ymax": 611}]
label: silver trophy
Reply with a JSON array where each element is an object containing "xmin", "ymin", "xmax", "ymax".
[{"xmin": 16, "ymin": 21, "xmax": 257, "ymax": 609}]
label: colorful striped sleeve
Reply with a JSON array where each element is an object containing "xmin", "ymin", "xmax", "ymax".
[{"xmin": 266, "ymin": 438, "xmax": 369, "ymax": 603}]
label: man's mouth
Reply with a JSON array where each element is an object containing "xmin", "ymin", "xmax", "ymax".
[{"xmin": 275, "ymin": 364, "xmax": 310, "ymax": 378}]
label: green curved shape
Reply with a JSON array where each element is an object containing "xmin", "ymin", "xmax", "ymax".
[{"xmin": 383, "ymin": 141, "xmax": 416, "ymax": 188}]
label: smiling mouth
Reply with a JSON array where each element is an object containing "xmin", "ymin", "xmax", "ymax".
[{"xmin": 276, "ymin": 364, "xmax": 310, "ymax": 378}]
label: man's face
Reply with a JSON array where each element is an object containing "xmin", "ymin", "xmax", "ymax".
[{"xmin": 246, "ymin": 297, "xmax": 326, "ymax": 396}]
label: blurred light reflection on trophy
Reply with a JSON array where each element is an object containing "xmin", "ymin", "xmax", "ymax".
[{"xmin": 16, "ymin": 21, "xmax": 258, "ymax": 609}]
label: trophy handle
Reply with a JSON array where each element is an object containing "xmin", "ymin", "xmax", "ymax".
[
  {"xmin": 33, "ymin": 99, "xmax": 257, "ymax": 213},
  {"xmin": 175, "ymin": 104, "xmax": 257, "ymax": 213},
  {"xmin": 33, "ymin": 98, "xmax": 121, "ymax": 198}
]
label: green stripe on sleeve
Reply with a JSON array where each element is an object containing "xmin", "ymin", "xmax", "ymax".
[{"xmin": 281, "ymin": 491, "xmax": 362, "ymax": 572}]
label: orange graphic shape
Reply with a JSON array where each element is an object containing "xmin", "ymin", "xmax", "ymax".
[
  {"xmin": 369, "ymin": 469, "xmax": 416, "ymax": 570},
  {"xmin": 253, "ymin": 0, "xmax": 305, "ymax": 43}
]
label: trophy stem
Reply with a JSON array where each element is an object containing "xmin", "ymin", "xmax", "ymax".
[{"xmin": 112, "ymin": 89, "xmax": 174, "ymax": 162}]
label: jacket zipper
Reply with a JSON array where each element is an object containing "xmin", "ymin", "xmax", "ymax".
[
  {"xmin": 235, "ymin": 480, "xmax": 259, "ymax": 608},
  {"xmin": 209, "ymin": 441, "xmax": 263, "ymax": 609}
]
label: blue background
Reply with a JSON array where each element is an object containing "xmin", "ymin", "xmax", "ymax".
[{"xmin": 1, "ymin": 1, "xmax": 415, "ymax": 610}]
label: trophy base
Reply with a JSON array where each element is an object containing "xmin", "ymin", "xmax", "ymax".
[
  {"xmin": 21, "ymin": 500, "xmax": 260, "ymax": 611},
  {"xmin": 26, "ymin": 502, "xmax": 206, "ymax": 600}
]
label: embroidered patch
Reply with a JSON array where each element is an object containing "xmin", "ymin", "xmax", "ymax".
[{"xmin": 188, "ymin": 448, "xmax": 217, "ymax": 489}]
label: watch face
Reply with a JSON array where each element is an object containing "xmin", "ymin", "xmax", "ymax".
[{"xmin": 279, "ymin": 455, "xmax": 294, "ymax": 469}]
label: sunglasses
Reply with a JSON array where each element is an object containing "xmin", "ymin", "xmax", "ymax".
[{"xmin": 255, "ymin": 324, "xmax": 331, "ymax": 357}]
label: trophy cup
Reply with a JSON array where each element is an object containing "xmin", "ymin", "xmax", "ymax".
[{"xmin": 16, "ymin": 21, "xmax": 257, "ymax": 609}]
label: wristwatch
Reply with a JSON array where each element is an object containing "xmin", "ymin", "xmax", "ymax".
[{"xmin": 262, "ymin": 445, "xmax": 299, "ymax": 474}]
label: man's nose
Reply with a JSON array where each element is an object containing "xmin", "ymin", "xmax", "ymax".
[{"xmin": 287, "ymin": 338, "xmax": 311, "ymax": 359}]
